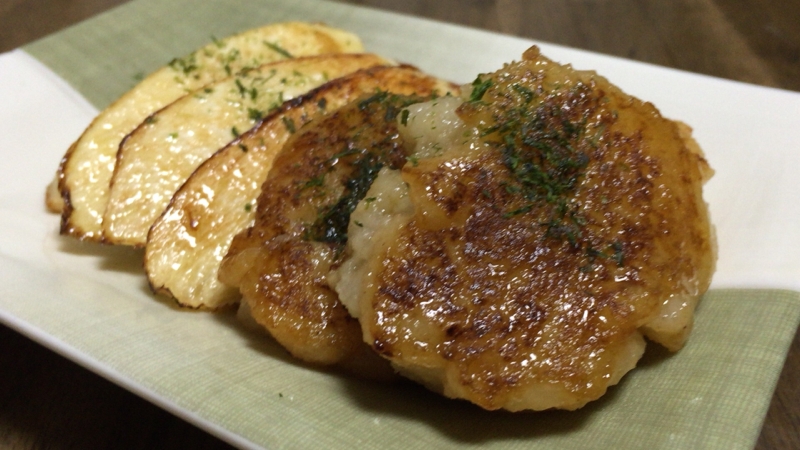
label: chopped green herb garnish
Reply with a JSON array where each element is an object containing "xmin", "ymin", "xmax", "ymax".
[
  {"xmin": 580, "ymin": 241, "xmax": 625, "ymax": 272},
  {"xmin": 235, "ymin": 79, "xmax": 247, "ymax": 96},
  {"xmin": 494, "ymin": 102, "xmax": 589, "ymax": 212},
  {"xmin": 468, "ymin": 78, "xmax": 620, "ymax": 262},
  {"xmin": 231, "ymin": 127, "xmax": 240, "ymax": 138},
  {"xmin": 168, "ymin": 54, "xmax": 198, "ymax": 76},
  {"xmin": 610, "ymin": 241, "xmax": 624, "ymax": 266},
  {"xmin": 469, "ymin": 76, "xmax": 493, "ymax": 102},
  {"xmin": 299, "ymin": 92, "xmax": 434, "ymax": 249},
  {"xmin": 264, "ymin": 41, "xmax": 293, "ymax": 58},
  {"xmin": 223, "ymin": 48, "xmax": 240, "ymax": 76},
  {"xmin": 306, "ymin": 153, "xmax": 383, "ymax": 245},
  {"xmin": 248, "ymin": 108, "xmax": 264, "ymax": 121},
  {"xmin": 358, "ymin": 91, "xmax": 387, "ymax": 110},
  {"xmin": 301, "ymin": 174, "xmax": 325, "ymax": 190},
  {"xmin": 282, "ymin": 116, "xmax": 296, "ymax": 133},
  {"xmin": 400, "ymin": 109, "xmax": 410, "ymax": 126},
  {"xmin": 502, "ymin": 204, "xmax": 533, "ymax": 218},
  {"xmin": 511, "ymin": 83, "xmax": 535, "ymax": 103},
  {"xmin": 235, "ymin": 79, "xmax": 258, "ymax": 100}
]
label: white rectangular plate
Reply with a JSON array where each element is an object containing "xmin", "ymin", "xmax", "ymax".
[{"xmin": 1, "ymin": 1, "xmax": 799, "ymax": 448}]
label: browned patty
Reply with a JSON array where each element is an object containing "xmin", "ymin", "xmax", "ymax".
[
  {"xmin": 336, "ymin": 47, "xmax": 715, "ymax": 410},
  {"xmin": 219, "ymin": 66, "xmax": 457, "ymax": 379}
]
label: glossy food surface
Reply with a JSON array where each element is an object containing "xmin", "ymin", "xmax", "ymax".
[
  {"xmin": 55, "ymin": 22, "xmax": 363, "ymax": 241},
  {"xmin": 147, "ymin": 66, "xmax": 448, "ymax": 310},
  {"xmin": 337, "ymin": 47, "xmax": 716, "ymax": 410},
  {"xmin": 218, "ymin": 71, "xmax": 455, "ymax": 375},
  {"xmin": 104, "ymin": 53, "xmax": 387, "ymax": 246}
]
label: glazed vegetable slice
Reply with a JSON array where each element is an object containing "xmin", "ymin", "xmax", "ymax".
[
  {"xmin": 147, "ymin": 65, "xmax": 454, "ymax": 312},
  {"xmin": 103, "ymin": 53, "xmax": 388, "ymax": 246},
  {"xmin": 53, "ymin": 21, "xmax": 363, "ymax": 241}
]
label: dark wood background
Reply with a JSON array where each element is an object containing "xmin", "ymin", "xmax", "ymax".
[{"xmin": 1, "ymin": 0, "xmax": 798, "ymax": 448}]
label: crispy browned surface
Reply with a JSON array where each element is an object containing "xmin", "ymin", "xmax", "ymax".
[
  {"xmin": 146, "ymin": 65, "xmax": 423, "ymax": 310},
  {"xmin": 357, "ymin": 47, "xmax": 715, "ymax": 410},
  {"xmin": 218, "ymin": 68, "xmax": 455, "ymax": 376}
]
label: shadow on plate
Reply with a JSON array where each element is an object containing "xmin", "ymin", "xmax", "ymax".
[
  {"xmin": 331, "ymin": 335, "xmax": 675, "ymax": 444},
  {"xmin": 52, "ymin": 231, "xmax": 144, "ymax": 275},
  {"xmin": 50, "ymin": 231, "xmax": 207, "ymax": 311},
  {"xmin": 201, "ymin": 275, "xmax": 679, "ymax": 445},
  {"xmin": 334, "ymin": 375, "xmax": 596, "ymax": 443},
  {"xmin": 209, "ymin": 305, "xmax": 316, "ymax": 370}
]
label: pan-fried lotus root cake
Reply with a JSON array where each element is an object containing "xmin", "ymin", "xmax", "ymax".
[
  {"xmin": 218, "ymin": 70, "xmax": 456, "ymax": 379},
  {"xmin": 332, "ymin": 46, "xmax": 716, "ymax": 410}
]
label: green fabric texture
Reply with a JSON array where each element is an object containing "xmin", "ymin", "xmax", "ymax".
[
  {"xmin": 25, "ymin": 0, "xmax": 395, "ymax": 109},
  {"xmin": 20, "ymin": 0, "xmax": 800, "ymax": 448}
]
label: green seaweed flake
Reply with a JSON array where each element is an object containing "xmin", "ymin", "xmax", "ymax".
[
  {"xmin": 304, "ymin": 152, "xmax": 383, "ymax": 245},
  {"xmin": 264, "ymin": 41, "xmax": 293, "ymax": 58}
]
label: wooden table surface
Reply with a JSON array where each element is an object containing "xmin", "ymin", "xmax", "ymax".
[{"xmin": 1, "ymin": 0, "xmax": 798, "ymax": 448}]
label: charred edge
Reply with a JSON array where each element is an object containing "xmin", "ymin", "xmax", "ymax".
[
  {"xmin": 58, "ymin": 188, "xmax": 75, "ymax": 236},
  {"xmin": 56, "ymin": 146, "xmax": 76, "ymax": 236}
]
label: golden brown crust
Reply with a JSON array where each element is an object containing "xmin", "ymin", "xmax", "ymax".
[
  {"xmin": 219, "ymin": 67, "xmax": 457, "ymax": 376},
  {"xmin": 356, "ymin": 47, "xmax": 715, "ymax": 410}
]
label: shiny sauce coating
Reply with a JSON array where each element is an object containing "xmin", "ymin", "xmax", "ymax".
[{"xmin": 350, "ymin": 47, "xmax": 715, "ymax": 410}]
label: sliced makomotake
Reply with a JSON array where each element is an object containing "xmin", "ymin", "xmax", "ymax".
[
  {"xmin": 52, "ymin": 21, "xmax": 362, "ymax": 241},
  {"xmin": 332, "ymin": 46, "xmax": 716, "ymax": 411},
  {"xmin": 103, "ymin": 53, "xmax": 389, "ymax": 246},
  {"xmin": 147, "ymin": 66, "xmax": 456, "ymax": 314},
  {"xmin": 213, "ymin": 71, "xmax": 457, "ymax": 376}
]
